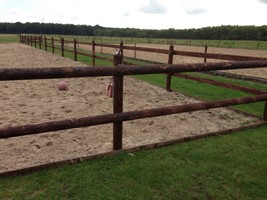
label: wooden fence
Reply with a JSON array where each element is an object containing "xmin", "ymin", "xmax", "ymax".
[
  {"xmin": 20, "ymin": 35, "xmax": 267, "ymax": 65},
  {"xmin": 20, "ymin": 35, "xmax": 267, "ymax": 94},
  {"xmin": 1, "ymin": 49, "xmax": 267, "ymax": 176}
]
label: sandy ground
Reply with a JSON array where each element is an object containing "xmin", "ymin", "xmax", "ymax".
[
  {"xmin": 0, "ymin": 43, "xmax": 260, "ymax": 173},
  {"xmin": 86, "ymin": 43, "xmax": 267, "ymax": 80}
]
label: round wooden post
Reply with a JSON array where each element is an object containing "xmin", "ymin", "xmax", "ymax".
[
  {"xmin": 52, "ymin": 37, "xmax": 55, "ymax": 54},
  {"xmin": 92, "ymin": 40, "xmax": 96, "ymax": 66},
  {"xmin": 166, "ymin": 45, "xmax": 174, "ymax": 92},
  {"xmin": 100, "ymin": 37, "xmax": 103, "ymax": 53},
  {"xmin": 44, "ymin": 37, "xmax": 47, "ymax": 51},
  {"xmin": 34, "ymin": 36, "xmax": 37, "ymax": 48},
  {"xmin": 113, "ymin": 54, "xmax": 123, "ymax": 150},
  {"xmin": 134, "ymin": 43, "xmax": 137, "ymax": 59},
  {"xmin": 120, "ymin": 40, "xmax": 124, "ymax": 63},
  {"xmin": 39, "ymin": 36, "xmax": 42, "ymax": 49},
  {"xmin": 204, "ymin": 45, "xmax": 208, "ymax": 63},
  {"xmin": 61, "ymin": 38, "xmax": 64, "ymax": 57},
  {"xmin": 74, "ymin": 38, "xmax": 77, "ymax": 61}
]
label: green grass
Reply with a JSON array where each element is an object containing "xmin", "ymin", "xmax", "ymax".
[
  {"xmin": 0, "ymin": 34, "xmax": 19, "ymax": 43},
  {"xmin": 1, "ymin": 124, "xmax": 266, "ymax": 199}
]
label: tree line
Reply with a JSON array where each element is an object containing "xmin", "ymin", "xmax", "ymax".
[{"xmin": 1, "ymin": 22, "xmax": 267, "ymax": 41}]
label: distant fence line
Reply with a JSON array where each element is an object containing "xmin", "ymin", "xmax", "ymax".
[
  {"xmin": 20, "ymin": 35, "xmax": 267, "ymax": 66},
  {"xmin": 20, "ymin": 35, "xmax": 267, "ymax": 92}
]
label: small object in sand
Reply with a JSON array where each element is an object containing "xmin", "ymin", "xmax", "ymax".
[
  {"xmin": 106, "ymin": 83, "xmax": 113, "ymax": 98},
  {"xmin": 57, "ymin": 81, "xmax": 68, "ymax": 91}
]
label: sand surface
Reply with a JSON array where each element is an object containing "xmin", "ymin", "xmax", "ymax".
[
  {"xmin": 0, "ymin": 43, "xmax": 260, "ymax": 173},
  {"xmin": 90, "ymin": 43, "xmax": 267, "ymax": 80}
]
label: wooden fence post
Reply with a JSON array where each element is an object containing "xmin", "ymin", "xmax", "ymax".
[
  {"xmin": 30, "ymin": 36, "xmax": 33, "ymax": 46},
  {"xmin": 92, "ymin": 40, "xmax": 96, "ymax": 66},
  {"xmin": 52, "ymin": 37, "xmax": 55, "ymax": 54},
  {"xmin": 101, "ymin": 37, "xmax": 103, "ymax": 53},
  {"xmin": 166, "ymin": 45, "xmax": 174, "ymax": 92},
  {"xmin": 44, "ymin": 37, "xmax": 47, "ymax": 51},
  {"xmin": 39, "ymin": 36, "xmax": 42, "ymax": 49},
  {"xmin": 74, "ymin": 38, "xmax": 77, "ymax": 61},
  {"xmin": 61, "ymin": 38, "xmax": 64, "ymax": 57},
  {"xmin": 204, "ymin": 45, "xmax": 208, "ymax": 63},
  {"xmin": 134, "ymin": 43, "xmax": 137, "ymax": 59},
  {"xmin": 27, "ymin": 36, "xmax": 30, "ymax": 45},
  {"xmin": 113, "ymin": 54, "xmax": 124, "ymax": 150},
  {"xmin": 120, "ymin": 40, "xmax": 124, "ymax": 63},
  {"xmin": 264, "ymin": 101, "xmax": 267, "ymax": 121},
  {"xmin": 34, "ymin": 36, "xmax": 37, "ymax": 48}
]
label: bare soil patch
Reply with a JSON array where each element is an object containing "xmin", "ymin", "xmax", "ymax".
[{"xmin": 0, "ymin": 44, "xmax": 259, "ymax": 173}]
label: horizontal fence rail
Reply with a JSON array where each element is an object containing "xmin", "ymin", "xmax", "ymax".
[
  {"xmin": 174, "ymin": 73, "xmax": 267, "ymax": 95},
  {"xmin": 1, "ymin": 60, "xmax": 267, "ymax": 81},
  {"xmin": 172, "ymin": 50, "xmax": 267, "ymax": 61},
  {"xmin": 1, "ymin": 94, "xmax": 267, "ymax": 139}
]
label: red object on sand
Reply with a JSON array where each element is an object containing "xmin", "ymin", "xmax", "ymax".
[
  {"xmin": 106, "ymin": 83, "xmax": 113, "ymax": 98},
  {"xmin": 57, "ymin": 81, "xmax": 68, "ymax": 91}
]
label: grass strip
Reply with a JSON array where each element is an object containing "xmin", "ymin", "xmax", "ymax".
[{"xmin": 1, "ymin": 124, "xmax": 266, "ymax": 199}]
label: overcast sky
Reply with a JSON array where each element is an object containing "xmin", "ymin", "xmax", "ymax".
[{"xmin": 0, "ymin": 0, "xmax": 267, "ymax": 29}]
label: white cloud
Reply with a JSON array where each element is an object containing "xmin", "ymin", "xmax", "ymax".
[
  {"xmin": 259, "ymin": 0, "xmax": 267, "ymax": 4},
  {"xmin": 140, "ymin": 0, "xmax": 167, "ymax": 14},
  {"xmin": 186, "ymin": 8, "xmax": 207, "ymax": 15}
]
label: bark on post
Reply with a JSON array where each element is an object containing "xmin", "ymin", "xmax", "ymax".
[
  {"xmin": 39, "ymin": 36, "xmax": 42, "ymax": 49},
  {"xmin": 166, "ymin": 45, "xmax": 174, "ymax": 92},
  {"xmin": 74, "ymin": 38, "xmax": 77, "ymax": 61},
  {"xmin": 120, "ymin": 40, "xmax": 124, "ymax": 63},
  {"xmin": 134, "ymin": 43, "xmax": 137, "ymax": 59},
  {"xmin": 61, "ymin": 38, "xmax": 64, "ymax": 57},
  {"xmin": 34, "ymin": 36, "xmax": 37, "ymax": 48},
  {"xmin": 52, "ymin": 37, "xmax": 55, "ymax": 54},
  {"xmin": 204, "ymin": 45, "xmax": 208, "ymax": 63},
  {"xmin": 44, "ymin": 37, "xmax": 47, "ymax": 51},
  {"xmin": 113, "ymin": 54, "xmax": 124, "ymax": 150},
  {"xmin": 100, "ymin": 37, "xmax": 103, "ymax": 53},
  {"xmin": 92, "ymin": 40, "xmax": 96, "ymax": 66}
]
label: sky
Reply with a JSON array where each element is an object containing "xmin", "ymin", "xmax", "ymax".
[{"xmin": 0, "ymin": 0, "xmax": 267, "ymax": 30}]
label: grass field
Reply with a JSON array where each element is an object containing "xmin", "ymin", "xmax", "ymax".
[
  {"xmin": 1, "ymin": 125, "xmax": 266, "ymax": 199},
  {"xmin": 0, "ymin": 34, "xmax": 19, "ymax": 43},
  {"xmin": 1, "ymin": 35, "xmax": 267, "ymax": 199}
]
